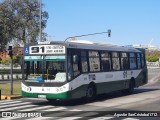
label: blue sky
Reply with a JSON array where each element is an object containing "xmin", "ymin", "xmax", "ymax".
[{"xmin": 43, "ymin": 0, "xmax": 160, "ymax": 46}]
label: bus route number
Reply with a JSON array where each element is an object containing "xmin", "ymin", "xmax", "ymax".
[{"xmin": 31, "ymin": 47, "xmax": 44, "ymax": 53}]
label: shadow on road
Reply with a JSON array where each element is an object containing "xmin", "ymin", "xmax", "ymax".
[{"xmin": 31, "ymin": 88, "xmax": 160, "ymax": 106}]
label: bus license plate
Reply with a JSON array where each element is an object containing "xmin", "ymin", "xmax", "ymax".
[{"xmin": 38, "ymin": 95, "xmax": 46, "ymax": 98}]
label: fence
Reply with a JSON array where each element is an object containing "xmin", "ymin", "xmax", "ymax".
[
  {"xmin": 0, "ymin": 65, "xmax": 22, "ymax": 80},
  {"xmin": 0, "ymin": 74, "xmax": 22, "ymax": 80}
]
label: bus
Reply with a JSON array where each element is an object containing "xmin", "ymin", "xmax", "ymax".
[{"xmin": 21, "ymin": 40, "xmax": 148, "ymax": 102}]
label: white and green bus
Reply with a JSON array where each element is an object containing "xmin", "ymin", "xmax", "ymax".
[{"xmin": 21, "ymin": 40, "xmax": 148, "ymax": 101}]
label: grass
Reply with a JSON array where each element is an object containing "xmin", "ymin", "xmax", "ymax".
[{"xmin": 0, "ymin": 82, "xmax": 21, "ymax": 95}]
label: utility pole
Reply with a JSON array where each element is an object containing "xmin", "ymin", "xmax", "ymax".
[
  {"xmin": 39, "ymin": 0, "xmax": 42, "ymax": 42},
  {"xmin": 8, "ymin": 46, "xmax": 13, "ymax": 95}
]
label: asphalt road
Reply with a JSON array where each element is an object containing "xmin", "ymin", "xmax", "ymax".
[
  {"xmin": 148, "ymin": 68, "xmax": 160, "ymax": 82},
  {"xmin": 1, "ymin": 82, "xmax": 159, "ymax": 119}
]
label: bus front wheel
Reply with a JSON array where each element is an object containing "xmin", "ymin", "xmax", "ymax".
[{"xmin": 85, "ymin": 84, "xmax": 96, "ymax": 102}]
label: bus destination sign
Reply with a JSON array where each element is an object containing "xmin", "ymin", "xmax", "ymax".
[{"xmin": 27, "ymin": 45, "xmax": 65, "ymax": 54}]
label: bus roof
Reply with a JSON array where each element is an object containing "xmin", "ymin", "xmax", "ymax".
[
  {"xmin": 26, "ymin": 40, "xmax": 142, "ymax": 53},
  {"xmin": 65, "ymin": 40, "xmax": 141, "ymax": 53}
]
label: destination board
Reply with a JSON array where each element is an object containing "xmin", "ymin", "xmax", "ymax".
[{"xmin": 24, "ymin": 45, "xmax": 65, "ymax": 54}]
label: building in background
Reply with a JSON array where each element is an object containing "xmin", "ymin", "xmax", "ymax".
[
  {"xmin": 12, "ymin": 47, "xmax": 23, "ymax": 56},
  {"xmin": 0, "ymin": 46, "xmax": 24, "ymax": 59},
  {"xmin": 0, "ymin": 49, "xmax": 9, "ymax": 59},
  {"xmin": 133, "ymin": 44, "xmax": 160, "ymax": 51}
]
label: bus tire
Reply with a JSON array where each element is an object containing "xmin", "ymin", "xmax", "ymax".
[
  {"xmin": 122, "ymin": 78, "xmax": 135, "ymax": 94},
  {"xmin": 47, "ymin": 98, "xmax": 56, "ymax": 103},
  {"xmin": 85, "ymin": 84, "xmax": 96, "ymax": 102}
]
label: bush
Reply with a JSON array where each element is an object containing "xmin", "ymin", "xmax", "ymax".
[
  {"xmin": 1, "ymin": 57, "xmax": 11, "ymax": 65},
  {"xmin": 146, "ymin": 56, "xmax": 159, "ymax": 62}
]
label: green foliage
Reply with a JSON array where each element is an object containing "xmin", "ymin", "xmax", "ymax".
[
  {"xmin": 1, "ymin": 55, "xmax": 21, "ymax": 66},
  {"xmin": 1, "ymin": 57, "xmax": 11, "ymax": 65},
  {"xmin": 146, "ymin": 56, "xmax": 159, "ymax": 62},
  {"xmin": 0, "ymin": 0, "xmax": 49, "ymax": 48},
  {"xmin": 13, "ymin": 55, "xmax": 20, "ymax": 64}
]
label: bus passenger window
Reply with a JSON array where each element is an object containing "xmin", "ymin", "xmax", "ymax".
[
  {"xmin": 121, "ymin": 53, "xmax": 129, "ymax": 70},
  {"xmin": 81, "ymin": 51, "xmax": 88, "ymax": 72},
  {"xmin": 72, "ymin": 54, "xmax": 80, "ymax": 77},
  {"xmin": 141, "ymin": 53, "xmax": 145, "ymax": 67},
  {"xmin": 101, "ymin": 52, "xmax": 111, "ymax": 71},
  {"xmin": 137, "ymin": 53, "xmax": 141, "ymax": 69},
  {"xmin": 67, "ymin": 55, "xmax": 73, "ymax": 80},
  {"xmin": 112, "ymin": 52, "xmax": 120, "ymax": 70},
  {"xmin": 129, "ymin": 53, "xmax": 137, "ymax": 69},
  {"xmin": 89, "ymin": 51, "xmax": 100, "ymax": 72}
]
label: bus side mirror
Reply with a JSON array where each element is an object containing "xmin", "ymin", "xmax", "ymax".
[{"xmin": 73, "ymin": 55, "xmax": 78, "ymax": 63}]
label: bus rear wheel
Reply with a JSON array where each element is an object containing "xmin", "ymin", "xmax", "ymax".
[
  {"xmin": 122, "ymin": 79, "xmax": 135, "ymax": 94},
  {"xmin": 85, "ymin": 84, "xmax": 96, "ymax": 102},
  {"xmin": 47, "ymin": 98, "xmax": 56, "ymax": 103}
]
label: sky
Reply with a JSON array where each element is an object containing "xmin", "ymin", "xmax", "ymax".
[{"xmin": 43, "ymin": 0, "xmax": 160, "ymax": 47}]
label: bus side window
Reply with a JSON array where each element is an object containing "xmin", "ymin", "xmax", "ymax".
[
  {"xmin": 121, "ymin": 52, "xmax": 129, "ymax": 70},
  {"xmin": 67, "ymin": 54, "xmax": 73, "ymax": 80},
  {"xmin": 81, "ymin": 51, "xmax": 88, "ymax": 73},
  {"xmin": 112, "ymin": 52, "xmax": 120, "ymax": 70},
  {"xmin": 137, "ymin": 53, "xmax": 141, "ymax": 69},
  {"xmin": 72, "ymin": 53, "xmax": 80, "ymax": 77},
  {"xmin": 101, "ymin": 52, "xmax": 111, "ymax": 71},
  {"xmin": 89, "ymin": 51, "xmax": 100, "ymax": 72},
  {"xmin": 141, "ymin": 53, "xmax": 145, "ymax": 67},
  {"xmin": 129, "ymin": 53, "xmax": 137, "ymax": 69}
]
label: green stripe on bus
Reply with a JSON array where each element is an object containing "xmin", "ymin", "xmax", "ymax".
[{"xmin": 22, "ymin": 91, "xmax": 70, "ymax": 99}]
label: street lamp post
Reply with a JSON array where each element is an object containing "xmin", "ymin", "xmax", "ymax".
[
  {"xmin": 64, "ymin": 29, "xmax": 111, "ymax": 42},
  {"xmin": 8, "ymin": 46, "xmax": 13, "ymax": 95},
  {"xmin": 39, "ymin": 0, "xmax": 42, "ymax": 42}
]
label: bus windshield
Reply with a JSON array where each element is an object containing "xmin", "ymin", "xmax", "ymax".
[{"xmin": 24, "ymin": 55, "xmax": 66, "ymax": 83}]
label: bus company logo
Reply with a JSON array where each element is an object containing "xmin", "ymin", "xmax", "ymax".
[{"xmin": 2, "ymin": 112, "xmax": 12, "ymax": 117}]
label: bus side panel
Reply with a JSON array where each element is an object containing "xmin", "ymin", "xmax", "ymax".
[
  {"xmin": 68, "ymin": 85, "xmax": 88, "ymax": 99},
  {"xmin": 96, "ymin": 80, "xmax": 130, "ymax": 94}
]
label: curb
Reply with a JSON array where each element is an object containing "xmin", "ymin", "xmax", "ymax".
[{"xmin": 1, "ymin": 95, "xmax": 22, "ymax": 100}]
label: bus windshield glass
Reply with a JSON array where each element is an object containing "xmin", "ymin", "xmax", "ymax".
[{"xmin": 24, "ymin": 55, "xmax": 66, "ymax": 83}]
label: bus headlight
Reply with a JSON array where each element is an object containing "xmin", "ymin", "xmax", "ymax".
[
  {"xmin": 26, "ymin": 87, "xmax": 31, "ymax": 92},
  {"xmin": 22, "ymin": 83, "xmax": 31, "ymax": 92}
]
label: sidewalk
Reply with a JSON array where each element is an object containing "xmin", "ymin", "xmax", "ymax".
[
  {"xmin": 147, "ymin": 66, "xmax": 160, "ymax": 69},
  {"xmin": 0, "ymin": 83, "xmax": 22, "ymax": 100},
  {"xmin": 1, "ymin": 94, "xmax": 22, "ymax": 100}
]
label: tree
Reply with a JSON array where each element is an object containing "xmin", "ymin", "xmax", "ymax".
[
  {"xmin": 0, "ymin": 0, "xmax": 48, "ymax": 48},
  {"xmin": 1, "ymin": 57, "xmax": 11, "ymax": 65},
  {"xmin": 0, "ymin": 25, "xmax": 10, "ymax": 51}
]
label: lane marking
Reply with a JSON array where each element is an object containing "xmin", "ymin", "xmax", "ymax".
[{"xmin": 0, "ymin": 102, "xmax": 32, "ymax": 109}]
